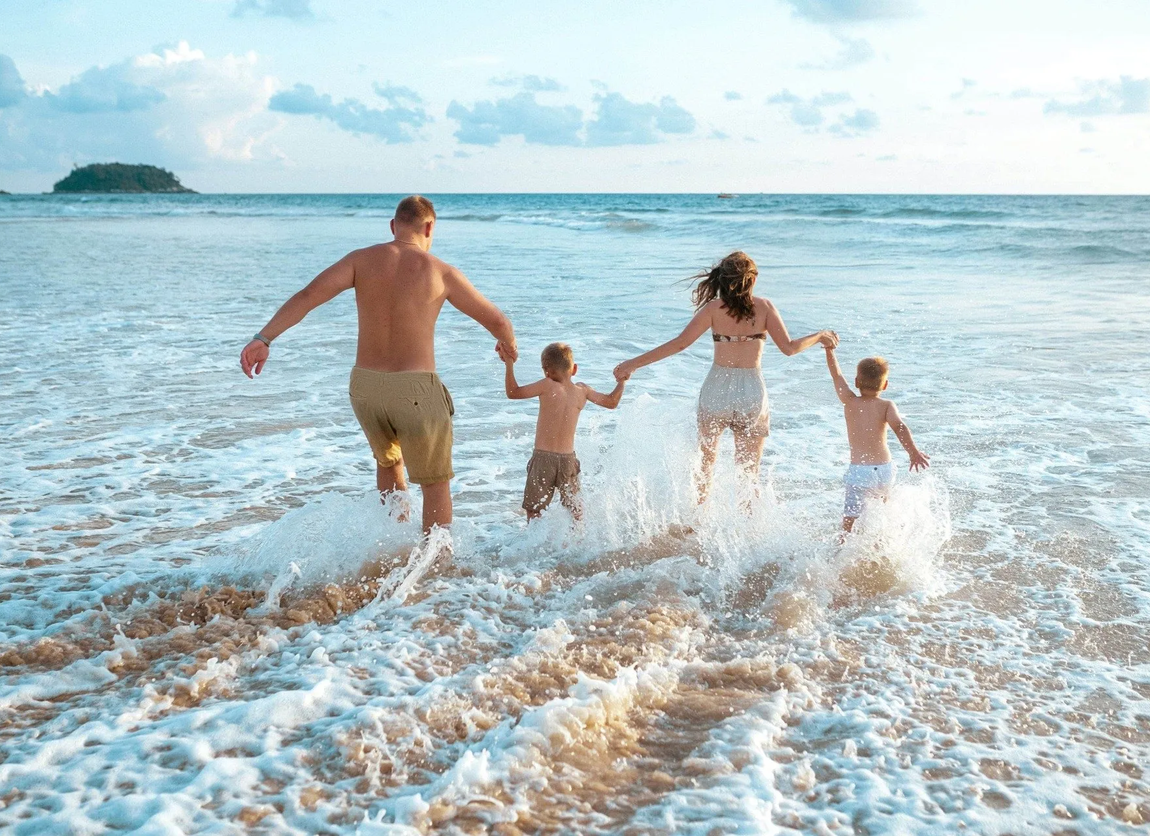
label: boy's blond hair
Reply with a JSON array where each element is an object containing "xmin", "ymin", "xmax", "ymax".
[
  {"xmin": 856, "ymin": 356, "xmax": 889, "ymax": 392},
  {"xmin": 541, "ymin": 342, "xmax": 574, "ymax": 375}
]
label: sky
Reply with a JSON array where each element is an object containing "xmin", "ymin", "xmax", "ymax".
[{"xmin": 0, "ymin": 0, "xmax": 1147, "ymax": 193}]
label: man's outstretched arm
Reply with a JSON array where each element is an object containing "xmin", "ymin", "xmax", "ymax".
[
  {"xmin": 444, "ymin": 268, "xmax": 517, "ymax": 360},
  {"xmin": 240, "ymin": 255, "xmax": 356, "ymax": 378}
]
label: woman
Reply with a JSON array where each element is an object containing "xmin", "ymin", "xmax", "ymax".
[{"xmin": 613, "ymin": 251, "xmax": 837, "ymax": 501}]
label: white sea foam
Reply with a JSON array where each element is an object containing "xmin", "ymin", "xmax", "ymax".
[{"xmin": 2, "ymin": 194, "xmax": 1148, "ymax": 833}]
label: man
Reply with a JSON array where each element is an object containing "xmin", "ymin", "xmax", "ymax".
[{"xmin": 239, "ymin": 195, "xmax": 517, "ymax": 533}]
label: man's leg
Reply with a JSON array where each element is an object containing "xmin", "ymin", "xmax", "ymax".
[
  {"xmin": 377, "ymin": 461, "xmax": 407, "ymax": 494},
  {"xmin": 375, "ymin": 460, "xmax": 411, "ymax": 522},
  {"xmin": 420, "ymin": 480, "xmax": 452, "ymax": 533}
]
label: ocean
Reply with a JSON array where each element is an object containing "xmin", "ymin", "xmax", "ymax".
[{"xmin": 1, "ymin": 193, "xmax": 1148, "ymax": 834}]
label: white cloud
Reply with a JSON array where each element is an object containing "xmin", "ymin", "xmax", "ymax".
[
  {"xmin": 490, "ymin": 74, "xmax": 565, "ymax": 92},
  {"xmin": 232, "ymin": 0, "xmax": 313, "ymax": 19},
  {"xmin": 585, "ymin": 93, "xmax": 695, "ymax": 145},
  {"xmin": 802, "ymin": 36, "xmax": 875, "ymax": 70},
  {"xmin": 0, "ymin": 44, "xmax": 280, "ymax": 172},
  {"xmin": 269, "ymin": 83, "xmax": 430, "ymax": 142},
  {"xmin": 781, "ymin": 0, "xmax": 917, "ymax": 24},
  {"xmin": 447, "ymin": 92, "xmax": 583, "ymax": 146},
  {"xmin": 950, "ymin": 78, "xmax": 977, "ymax": 100},
  {"xmin": 446, "ymin": 90, "xmax": 696, "ymax": 147},
  {"xmin": 1044, "ymin": 76, "xmax": 1150, "ymax": 117},
  {"xmin": 767, "ymin": 89, "xmax": 855, "ymax": 129},
  {"xmin": 829, "ymin": 108, "xmax": 880, "ymax": 136},
  {"xmin": 0, "ymin": 54, "xmax": 27, "ymax": 108}
]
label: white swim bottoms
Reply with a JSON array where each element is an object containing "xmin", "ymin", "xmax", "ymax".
[
  {"xmin": 698, "ymin": 365, "xmax": 770, "ymax": 436},
  {"xmin": 843, "ymin": 461, "xmax": 895, "ymax": 517}
]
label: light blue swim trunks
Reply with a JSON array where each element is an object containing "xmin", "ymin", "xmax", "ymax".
[{"xmin": 843, "ymin": 462, "xmax": 895, "ymax": 517}]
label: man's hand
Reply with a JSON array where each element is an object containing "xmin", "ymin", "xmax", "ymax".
[
  {"xmin": 908, "ymin": 449, "xmax": 931, "ymax": 472},
  {"xmin": 240, "ymin": 339, "xmax": 270, "ymax": 378},
  {"xmin": 496, "ymin": 340, "xmax": 518, "ymax": 363}
]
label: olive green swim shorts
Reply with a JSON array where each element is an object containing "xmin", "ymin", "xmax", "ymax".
[{"xmin": 349, "ymin": 367, "xmax": 454, "ymax": 485}]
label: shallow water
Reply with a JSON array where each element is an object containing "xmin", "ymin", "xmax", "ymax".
[{"xmin": 1, "ymin": 193, "xmax": 1148, "ymax": 834}]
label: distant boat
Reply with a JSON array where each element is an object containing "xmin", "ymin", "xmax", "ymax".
[{"xmin": 717, "ymin": 193, "xmax": 737, "ymax": 199}]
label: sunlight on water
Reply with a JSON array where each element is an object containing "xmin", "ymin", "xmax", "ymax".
[{"xmin": 1, "ymin": 194, "xmax": 1148, "ymax": 833}]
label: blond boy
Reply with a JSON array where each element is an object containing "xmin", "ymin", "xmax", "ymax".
[
  {"xmin": 825, "ymin": 347, "xmax": 930, "ymax": 532},
  {"xmin": 501, "ymin": 342, "xmax": 627, "ymax": 519}
]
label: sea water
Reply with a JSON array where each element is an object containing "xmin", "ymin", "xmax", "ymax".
[{"xmin": 1, "ymin": 193, "xmax": 1148, "ymax": 834}]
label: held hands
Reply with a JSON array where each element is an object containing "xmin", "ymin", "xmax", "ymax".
[
  {"xmin": 908, "ymin": 449, "xmax": 931, "ymax": 472},
  {"xmin": 613, "ymin": 361, "xmax": 634, "ymax": 382},
  {"xmin": 240, "ymin": 339, "xmax": 269, "ymax": 378},
  {"xmin": 495, "ymin": 340, "xmax": 518, "ymax": 363},
  {"xmin": 819, "ymin": 330, "xmax": 839, "ymax": 350}
]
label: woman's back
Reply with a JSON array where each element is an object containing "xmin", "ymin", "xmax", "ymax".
[{"xmin": 709, "ymin": 297, "xmax": 769, "ymax": 369}]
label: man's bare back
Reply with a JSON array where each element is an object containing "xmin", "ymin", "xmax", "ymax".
[
  {"xmin": 348, "ymin": 242, "xmax": 513, "ymax": 373},
  {"xmin": 239, "ymin": 195, "xmax": 517, "ymax": 533}
]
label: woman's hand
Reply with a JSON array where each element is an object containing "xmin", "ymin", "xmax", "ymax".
[
  {"xmin": 613, "ymin": 360, "xmax": 635, "ymax": 382},
  {"xmin": 818, "ymin": 330, "xmax": 839, "ymax": 349}
]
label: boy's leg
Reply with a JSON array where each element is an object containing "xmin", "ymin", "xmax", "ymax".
[
  {"xmin": 696, "ymin": 418, "xmax": 722, "ymax": 504},
  {"xmin": 842, "ymin": 516, "xmax": 857, "ymax": 533},
  {"xmin": 420, "ymin": 480, "xmax": 452, "ymax": 533},
  {"xmin": 522, "ymin": 453, "xmax": 557, "ymax": 522},
  {"xmin": 558, "ymin": 458, "xmax": 583, "ymax": 521}
]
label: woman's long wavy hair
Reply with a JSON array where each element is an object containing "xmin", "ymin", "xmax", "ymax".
[{"xmin": 690, "ymin": 251, "xmax": 758, "ymax": 322}]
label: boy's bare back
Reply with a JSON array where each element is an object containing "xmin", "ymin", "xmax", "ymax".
[
  {"xmin": 842, "ymin": 395, "xmax": 901, "ymax": 464},
  {"xmin": 531, "ymin": 378, "xmax": 592, "ymax": 454},
  {"xmin": 825, "ymin": 347, "xmax": 929, "ymax": 470}
]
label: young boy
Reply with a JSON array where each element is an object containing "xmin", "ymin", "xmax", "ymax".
[
  {"xmin": 501, "ymin": 342, "xmax": 627, "ymax": 520},
  {"xmin": 825, "ymin": 347, "xmax": 930, "ymax": 532}
]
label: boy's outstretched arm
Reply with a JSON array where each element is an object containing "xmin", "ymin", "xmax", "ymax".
[
  {"xmin": 579, "ymin": 378, "xmax": 626, "ymax": 409},
  {"xmin": 502, "ymin": 354, "xmax": 546, "ymax": 400},
  {"xmin": 887, "ymin": 402, "xmax": 930, "ymax": 471},
  {"xmin": 824, "ymin": 346, "xmax": 856, "ymax": 404}
]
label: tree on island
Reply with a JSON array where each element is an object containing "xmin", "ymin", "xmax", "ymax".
[{"xmin": 53, "ymin": 163, "xmax": 196, "ymax": 194}]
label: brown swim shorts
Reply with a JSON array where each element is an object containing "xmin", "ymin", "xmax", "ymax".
[
  {"xmin": 349, "ymin": 367, "xmax": 454, "ymax": 485},
  {"xmin": 522, "ymin": 450, "xmax": 581, "ymax": 514}
]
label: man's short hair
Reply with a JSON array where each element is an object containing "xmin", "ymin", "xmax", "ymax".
[
  {"xmin": 394, "ymin": 195, "xmax": 436, "ymax": 227},
  {"xmin": 856, "ymin": 356, "xmax": 890, "ymax": 392},
  {"xmin": 541, "ymin": 342, "xmax": 574, "ymax": 375}
]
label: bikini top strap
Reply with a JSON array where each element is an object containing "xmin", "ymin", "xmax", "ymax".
[
  {"xmin": 712, "ymin": 332, "xmax": 767, "ymax": 342},
  {"xmin": 711, "ymin": 299, "xmax": 768, "ymax": 342}
]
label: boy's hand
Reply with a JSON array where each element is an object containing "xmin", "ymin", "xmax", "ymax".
[
  {"xmin": 908, "ymin": 449, "xmax": 930, "ymax": 472},
  {"xmin": 496, "ymin": 340, "xmax": 518, "ymax": 363}
]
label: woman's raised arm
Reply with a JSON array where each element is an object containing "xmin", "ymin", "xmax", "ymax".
[
  {"xmin": 764, "ymin": 301, "xmax": 836, "ymax": 357},
  {"xmin": 614, "ymin": 305, "xmax": 712, "ymax": 380}
]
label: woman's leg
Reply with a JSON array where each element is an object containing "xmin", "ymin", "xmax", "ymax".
[
  {"xmin": 696, "ymin": 416, "xmax": 723, "ymax": 504},
  {"xmin": 733, "ymin": 428, "xmax": 768, "ymax": 492}
]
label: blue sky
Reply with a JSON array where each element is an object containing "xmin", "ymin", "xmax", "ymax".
[{"xmin": 0, "ymin": 0, "xmax": 1147, "ymax": 192}]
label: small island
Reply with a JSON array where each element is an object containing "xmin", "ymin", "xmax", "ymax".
[{"xmin": 53, "ymin": 163, "xmax": 196, "ymax": 194}]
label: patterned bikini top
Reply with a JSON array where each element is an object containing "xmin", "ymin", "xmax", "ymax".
[{"xmin": 713, "ymin": 332, "xmax": 767, "ymax": 342}]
